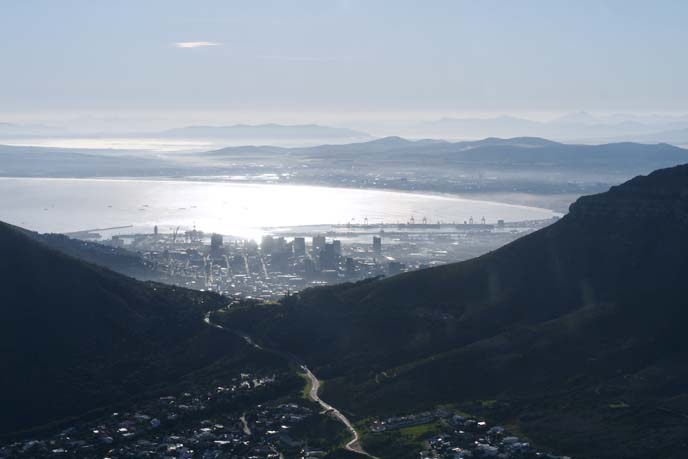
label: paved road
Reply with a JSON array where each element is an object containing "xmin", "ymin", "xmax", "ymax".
[
  {"xmin": 240, "ymin": 413, "xmax": 252, "ymax": 436},
  {"xmin": 301, "ymin": 364, "xmax": 376, "ymax": 456},
  {"xmin": 203, "ymin": 311, "xmax": 377, "ymax": 457}
]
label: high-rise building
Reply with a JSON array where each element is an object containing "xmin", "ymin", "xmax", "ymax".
[
  {"xmin": 230, "ymin": 254, "xmax": 246, "ymax": 272},
  {"xmin": 261, "ymin": 235, "xmax": 274, "ymax": 254},
  {"xmin": 210, "ymin": 233, "xmax": 224, "ymax": 256},
  {"xmin": 303, "ymin": 257, "xmax": 317, "ymax": 278},
  {"xmin": 319, "ymin": 243, "xmax": 337, "ymax": 270},
  {"xmin": 246, "ymin": 239, "xmax": 259, "ymax": 254},
  {"xmin": 345, "ymin": 257, "xmax": 356, "ymax": 278},
  {"xmin": 293, "ymin": 237, "xmax": 306, "ymax": 256},
  {"xmin": 271, "ymin": 251, "xmax": 290, "ymax": 273},
  {"xmin": 274, "ymin": 236, "xmax": 287, "ymax": 254},
  {"xmin": 373, "ymin": 236, "xmax": 382, "ymax": 256},
  {"xmin": 312, "ymin": 234, "xmax": 326, "ymax": 254},
  {"xmin": 333, "ymin": 239, "xmax": 342, "ymax": 256}
]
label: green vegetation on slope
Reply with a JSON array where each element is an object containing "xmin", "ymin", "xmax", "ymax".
[{"xmin": 362, "ymin": 422, "xmax": 442, "ymax": 459}]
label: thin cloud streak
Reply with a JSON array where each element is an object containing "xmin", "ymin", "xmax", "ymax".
[
  {"xmin": 257, "ymin": 55, "xmax": 352, "ymax": 63},
  {"xmin": 174, "ymin": 41, "xmax": 221, "ymax": 49}
]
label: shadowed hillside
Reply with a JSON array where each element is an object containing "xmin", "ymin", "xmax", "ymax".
[
  {"xmin": 9, "ymin": 226, "xmax": 161, "ymax": 281},
  {"xmin": 0, "ymin": 222, "xmax": 281, "ymax": 436},
  {"xmin": 220, "ymin": 164, "xmax": 688, "ymax": 458}
]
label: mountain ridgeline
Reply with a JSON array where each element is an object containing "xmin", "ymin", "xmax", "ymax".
[
  {"xmin": 201, "ymin": 136, "xmax": 688, "ymax": 203},
  {"xmin": 203, "ymin": 135, "xmax": 688, "ymax": 167},
  {"xmin": 220, "ymin": 164, "xmax": 688, "ymax": 458},
  {"xmin": 16, "ymin": 227, "xmax": 161, "ymax": 281}
]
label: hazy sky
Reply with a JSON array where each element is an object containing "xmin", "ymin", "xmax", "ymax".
[{"xmin": 2, "ymin": 0, "xmax": 687, "ymax": 121}]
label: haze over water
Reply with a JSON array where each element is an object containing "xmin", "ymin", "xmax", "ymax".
[{"xmin": 0, "ymin": 178, "xmax": 559, "ymax": 240}]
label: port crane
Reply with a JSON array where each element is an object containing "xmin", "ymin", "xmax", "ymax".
[{"xmin": 172, "ymin": 226, "xmax": 180, "ymax": 245}]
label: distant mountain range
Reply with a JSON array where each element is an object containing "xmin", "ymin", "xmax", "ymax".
[
  {"xmin": 221, "ymin": 163, "xmax": 688, "ymax": 458},
  {"xmin": 4, "ymin": 114, "xmax": 688, "ymax": 146},
  {"xmin": 409, "ymin": 112, "xmax": 688, "ymax": 144},
  {"xmin": 0, "ymin": 122, "xmax": 371, "ymax": 143},
  {"xmin": 3, "ymin": 137, "xmax": 687, "ymax": 211},
  {"xmin": 158, "ymin": 123, "xmax": 370, "ymax": 140},
  {"xmin": 0, "ymin": 122, "xmax": 66, "ymax": 138},
  {"xmin": 205, "ymin": 135, "xmax": 688, "ymax": 174},
  {"xmin": 623, "ymin": 127, "xmax": 688, "ymax": 145},
  {"xmin": 205, "ymin": 134, "xmax": 687, "ymax": 160}
]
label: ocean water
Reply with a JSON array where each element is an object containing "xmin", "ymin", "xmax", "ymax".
[{"xmin": 0, "ymin": 177, "xmax": 560, "ymax": 239}]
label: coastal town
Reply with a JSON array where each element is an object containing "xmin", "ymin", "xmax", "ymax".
[{"xmin": 93, "ymin": 218, "xmax": 556, "ymax": 301}]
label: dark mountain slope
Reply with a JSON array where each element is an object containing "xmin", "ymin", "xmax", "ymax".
[
  {"xmin": 13, "ymin": 226, "xmax": 161, "ymax": 281},
  {"xmin": 221, "ymin": 164, "xmax": 688, "ymax": 458},
  {"xmin": 0, "ymin": 222, "xmax": 273, "ymax": 436},
  {"xmin": 226, "ymin": 164, "xmax": 688, "ymax": 374}
]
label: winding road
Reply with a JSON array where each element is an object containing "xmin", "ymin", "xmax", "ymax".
[
  {"xmin": 203, "ymin": 311, "xmax": 377, "ymax": 457},
  {"xmin": 300, "ymin": 364, "xmax": 375, "ymax": 456}
]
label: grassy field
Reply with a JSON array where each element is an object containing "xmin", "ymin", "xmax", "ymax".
[
  {"xmin": 361, "ymin": 421, "xmax": 443, "ymax": 459},
  {"xmin": 300, "ymin": 372, "xmax": 313, "ymax": 399}
]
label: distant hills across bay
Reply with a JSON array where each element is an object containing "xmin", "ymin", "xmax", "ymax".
[
  {"xmin": 407, "ymin": 111, "xmax": 688, "ymax": 144},
  {"xmin": 1, "ymin": 135, "xmax": 687, "ymax": 213},
  {"xmin": 3, "ymin": 113, "xmax": 688, "ymax": 146},
  {"xmin": 12, "ymin": 125, "xmax": 687, "ymax": 233}
]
